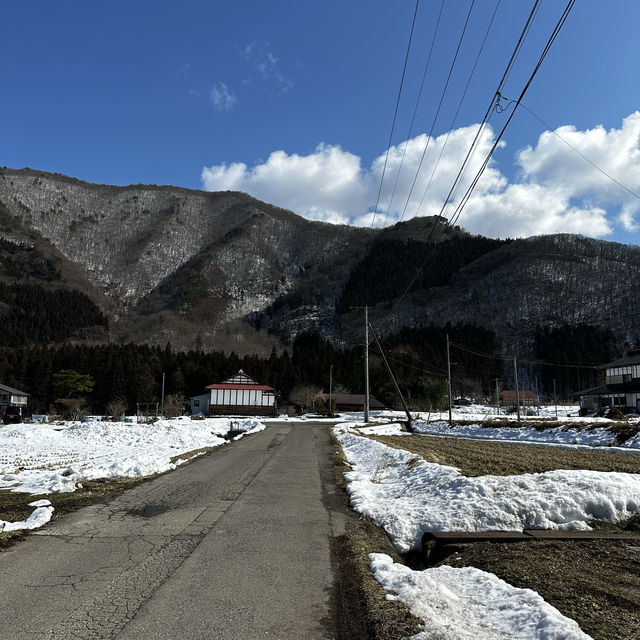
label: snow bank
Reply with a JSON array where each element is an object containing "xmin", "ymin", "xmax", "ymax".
[
  {"xmin": 335, "ymin": 426, "xmax": 640, "ymax": 553},
  {"xmin": 370, "ymin": 554, "xmax": 593, "ymax": 640},
  {"xmin": 1, "ymin": 500, "xmax": 54, "ymax": 532},
  {"xmin": 0, "ymin": 417, "xmax": 265, "ymax": 495},
  {"xmin": 356, "ymin": 423, "xmax": 408, "ymax": 436},
  {"xmin": 411, "ymin": 420, "xmax": 625, "ymax": 448}
]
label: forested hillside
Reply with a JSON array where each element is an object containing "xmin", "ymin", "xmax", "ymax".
[
  {"xmin": 336, "ymin": 235, "xmax": 509, "ymax": 312},
  {"xmin": 1, "ymin": 167, "xmax": 639, "ymax": 401}
]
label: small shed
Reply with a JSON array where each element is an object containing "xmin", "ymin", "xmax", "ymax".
[
  {"xmin": 0, "ymin": 382, "xmax": 29, "ymax": 423},
  {"xmin": 191, "ymin": 370, "xmax": 277, "ymax": 417}
]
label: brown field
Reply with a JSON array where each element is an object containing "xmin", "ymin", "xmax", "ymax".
[
  {"xmin": 370, "ymin": 433, "xmax": 640, "ymax": 476},
  {"xmin": 350, "ymin": 433, "xmax": 640, "ymax": 640}
]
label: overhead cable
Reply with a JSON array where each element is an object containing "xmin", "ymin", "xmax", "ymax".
[{"xmin": 371, "ymin": 0, "xmax": 421, "ymax": 229}]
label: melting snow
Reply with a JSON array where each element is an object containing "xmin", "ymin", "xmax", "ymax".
[
  {"xmin": 334, "ymin": 424, "xmax": 640, "ymax": 553},
  {"xmin": 370, "ymin": 554, "xmax": 593, "ymax": 640}
]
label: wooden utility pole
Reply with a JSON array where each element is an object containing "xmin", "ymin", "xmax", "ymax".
[
  {"xmin": 446, "ymin": 334, "xmax": 453, "ymax": 425},
  {"xmin": 161, "ymin": 371, "xmax": 166, "ymax": 417},
  {"xmin": 553, "ymin": 378, "xmax": 558, "ymax": 419},
  {"xmin": 495, "ymin": 378, "xmax": 500, "ymax": 415},
  {"xmin": 329, "ymin": 364, "xmax": 333, "ymax": 417},
  {"xmin": 364, "ymin": 306, "xmax": 370, "ymax": 422},
  {"xmin": 513, "ymin": 357, "xmax": 521, "ymax": 422}
]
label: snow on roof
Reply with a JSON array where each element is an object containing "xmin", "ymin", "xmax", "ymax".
[
  {"xmin": 205, "ymin": 370, "xmax": 275, "ymax": 392},
  {"xmin": 205, "ymin": 383, "xmax": 275, "ymax": 391}
]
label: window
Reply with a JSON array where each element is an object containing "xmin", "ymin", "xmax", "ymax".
[{"xmin": 193, "ymin": 399, "xmax": 200, "ymax": 407}]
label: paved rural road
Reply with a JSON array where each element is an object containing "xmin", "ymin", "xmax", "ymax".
[{"xmin": 0, "ymin": 421, "xmax": 353, "ymax": 639}]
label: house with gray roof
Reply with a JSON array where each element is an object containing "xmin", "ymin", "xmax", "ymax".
[
  {"xmin": 577, "ymin": 348, "xmax": 640, "ymax": 413},
  {"xmin": 0, "ymin": 382, "xmax": 29, "ymax": 423}
]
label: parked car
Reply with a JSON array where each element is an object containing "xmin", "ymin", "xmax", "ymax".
[{"xmin": 2, "ymin": 407, "xmax": 23, "ymax": 424}]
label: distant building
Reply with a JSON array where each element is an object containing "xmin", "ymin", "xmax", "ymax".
[
  {"xmin": 191, "ymin": 370, "xmax": 278, "ymax": 417},
  {"xmin": 499, "ymin": 390, "xmax": 538, "ymax": 407},
  {"xmin": 321, "ymin": 393, "xmax": 386, "ymax": 412},
  {"xmin": 0, "ymin": 382, "xmax": 29, "ymax": 423},
  {"xmin": 577, "ymin": 348, "xmax": 640, "ymax": 413}
]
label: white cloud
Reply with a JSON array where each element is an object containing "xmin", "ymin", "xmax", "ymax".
[
  {"xmin": 210, "ymin": 82, "xmax": 236, "ymax": 112},
  {"xmin": 201, "ymin": 112, "xmax": 640, "ymax": 239},
  {"xmin": 241, "ymin": 41, "xmax": 293, "ymax": 95}
]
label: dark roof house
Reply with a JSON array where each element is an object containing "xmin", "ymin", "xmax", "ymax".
[
  {"xmin": 0, "ymin": 382, "xmax": 29, "ymax": 423},
  {"xmin": 577, "ymin": 348, "xmax": 640, "ymax": 413}
]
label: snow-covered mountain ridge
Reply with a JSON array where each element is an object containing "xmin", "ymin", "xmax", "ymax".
[{"xmin": 1, "ymin": 167, "xmax": 639, "ymax": 353}]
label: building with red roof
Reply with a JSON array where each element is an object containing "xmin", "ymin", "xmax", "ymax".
[{"xmin": 191, "ymin": 370, "xmax": 277, "ymax": 417}]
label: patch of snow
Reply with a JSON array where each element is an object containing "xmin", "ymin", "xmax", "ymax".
[
  {"xmin": 412, "ymin": 420, "xmax": 623, "ymax": 448},
  {"xmin": 1, "ymin": 500, "xmax": 54, "ymax": 532},
  {"xmin": 356, "ymin": 423, "xmax": 408, "ymax": 436},
  {"xmin": 370, "ymin": 554, "xmax": 593, "ymax": 640},
  {"xmin": 334, "ymin": 425, "xmax": 640, "ymax": 553},
  {"xmin": 0, "ymin": 417, "xmax": 265, "ymax": 495}
]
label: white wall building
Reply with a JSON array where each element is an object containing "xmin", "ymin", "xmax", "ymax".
[{"xmin": 191, "ymin": 370, "xmax": 277, "ymax": 417}]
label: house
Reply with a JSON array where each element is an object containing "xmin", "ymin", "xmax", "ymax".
[
  {"xmin": 0, "ymin": 382, "xmax": 29, "ymax": 423},
  {"xmin": 320, "ymin": 393, "xmax": 386, "ymax": 412},
  {"xmin": 499, "ymin": 390, "xmax": 538, "ymax": 407},
  {"xmin": 191, "ymin": 370, "xmax": 278, "ymax": 417},
  {"xmin": 577, "ymin": 348, "xmax": 640, "ymax": 413}
]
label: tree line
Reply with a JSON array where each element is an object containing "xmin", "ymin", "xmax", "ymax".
[{"xmin": 0, "ymin": 322, "xmax": 504, "ymax": 415}]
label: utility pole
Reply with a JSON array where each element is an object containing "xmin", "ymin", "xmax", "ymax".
[
  {"xmin": 369, "ymin": 322, "xmax": 412, "ymax": 427},
  {"xmin": 364, "ymin": 306, "xmax": 370, "ymax": 422},
  {"xmin": 495, "ymin": 378, "xmax": 500, "ymax": 415},
  {"xmin": 161, "ymin": 371, "xmax": 165, "ymax": 417},
  {"xmin": 513, "ymin": 357, "xmax": 521, "ymax": 422},
  {"xmin": 553, "ymin": 378, "xmax": 558, "ymax": 419},
  {"xmin": 446, "ymin": 334, "xmax": 453, "ymax": 425},
  {"xmin": 329, "ymin": 364, "xmax": 333, "ymax": 417}
]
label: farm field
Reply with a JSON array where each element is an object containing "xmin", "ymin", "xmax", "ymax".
[
  {"xmin": 336, "ymin": 420, "xmax": 640, "ymax": 640},
  {"xmin": 372, "ymin": 432, "xmax": 640, "ymax": 639}
]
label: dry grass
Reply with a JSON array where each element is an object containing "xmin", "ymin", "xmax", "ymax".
[
  {"xmin": 169, "ymin": 446, "xmax": 219, "ymax": 465},
  {"xmin": 439, "ymin": 540, "xmax": 640, "ymax": 640},
  {"xmin": 370, "ymin": 434, "xmax": 640, "ymax": 476},
  {"xmin": 329, "ymin": 430, "xmax": 421, "ymax": 639},
  {"xmin": 332, "ymin": 520, "xmax": 421, "ymax": 640}
]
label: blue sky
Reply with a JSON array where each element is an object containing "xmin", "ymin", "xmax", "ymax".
[{"xmin": 2, "ymin": 1, "xmax": 640, "ymax": 242}]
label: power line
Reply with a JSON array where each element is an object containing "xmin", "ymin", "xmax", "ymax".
[
  {"xmin": 391, "ymin": 0, "xmax": 546, "ymax": 310},
  {"xmin": 382, "ymin": 0, "xmax": 446, "ymax": 228},
  {"xmin": 514, "ymin": 101, "xmax": 640, "ymax": 203},
  {"xmin": 415, "ymin": 0, "xmax": 501, "ymax": 218},
  {"xmin": 449, "ymin": 339, "xmax": 601, "ymax": 369},
  {"xmin": 371, "ymin": 0, "xmax": 421, "ymax": 229},
  {"xmin": 447, "ymin": 0, "xmax": 576, "ymax": 233},
  {"xmin": 397, "ymin": 0, "xmax": 477, "ymax": 224}
]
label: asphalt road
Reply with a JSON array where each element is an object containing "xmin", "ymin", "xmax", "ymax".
[{"xmin": 0, "ymin": 421, "xmax": 352, "ymax": 639}]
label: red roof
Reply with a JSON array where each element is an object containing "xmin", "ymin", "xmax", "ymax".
[
  {"xmin": 500, "ymin": 390, "xmax": 538, "ymax": 399},
  {"xmin": 206, "ymin": 383, "xmax": 275, "ymax": 391}
]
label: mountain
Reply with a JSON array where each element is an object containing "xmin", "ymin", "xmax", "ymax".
[{"xmin": 1, "ymin": 167, "xmax": 639, "ymax": 358}]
